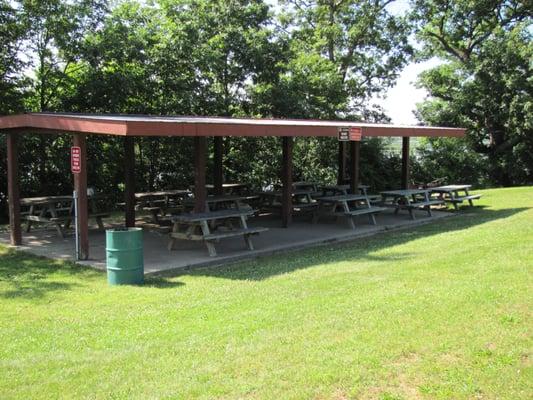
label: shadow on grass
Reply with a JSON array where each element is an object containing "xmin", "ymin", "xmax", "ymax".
[
  {"xmin": 0, "ymin": 247, "xmax": 182, "ymax": 299},
  {"xmin": 0, "ymin": 205, "xmax": 529, "ymax": 295},
  {"xmin": 0, "ymin": 249, "xmax": 89, "ymax": 299},
  {"xmin": 169, "ymin": 206, "xmax": 529, "ymax": 281},
  {"xmin": 143, "ymin": 276, "xmax": 185, "ymax": 289}
]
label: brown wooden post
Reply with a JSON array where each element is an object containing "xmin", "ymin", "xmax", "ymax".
[
  {"xmin": 213, "ymin": 136, "xmax": 223, "ymax": 195},
  {"xmin": 349, "ymin": 141, "xmax": 361, "ymax": 194},
  {"xmin": 281, "ymin": 136, "xmax": 293, "ymax": 228},
  {"xmin": 73, "ymin": 133, "xmax": 89, "ymax": 260},
  {"xmin": 401, "ymin": 136, "xmax": 410, "ymax": 189},
  {"xmin": 194, "ymin": 136, "xmax": 207, "ymax": 212},
  {"xmin": 337, "ymin": 141, "xmax": 347, "ymax": 185},
  {"xmin": 124, "ymin": 136, "xmax": 136, "ymax": 227},
  {"xmin": 6, "ymin": 132, "xmax": 22, "ymax": 245}
]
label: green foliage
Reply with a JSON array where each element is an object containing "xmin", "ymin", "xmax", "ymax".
[
  {"xmin": 412, "ymin": 137, "xmax": 488, "ymax": 187},
  {"xmin": 0, "ymin": 0, "xmax": 28, "ymax": 114},
  {"xmin": 359, "ymin": 138, "xmax": 403, "ymax": 191},
  {"xmin": 265, "ymin": 0, "xmax": 412, "ymax": 118},
  {"xmin": 18, "ymin": 0, "xmax": 108, "ymax": 112},
  {"xmin": 411, "ymin": 0, "xmax": 533, "ymax": 186},
  {"xmin": 7, "ymin": 0, "xmax": 524, "ymax": 221}
]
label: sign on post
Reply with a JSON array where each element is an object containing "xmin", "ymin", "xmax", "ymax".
[
  {"xmin": 71, "ymin": 146, "xmax": 81, "ymax": 174},
  {"xmin": 338, "ymin": 126, "xmax": 362, "ymax": 141},
  {"xmin": 349, "ymin": 127, "xmax": 362, "ymax": 141},
  {"xmin": 338, "ymin": 127, "xmax": 350, "ymax": 141}
]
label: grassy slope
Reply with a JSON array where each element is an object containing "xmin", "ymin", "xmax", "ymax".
[{"xmin": 0, "ymin": 187, "xmax": 531, "ymax": 400}]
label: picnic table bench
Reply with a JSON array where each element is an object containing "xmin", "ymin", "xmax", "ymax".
[
  {"xmin": 21, "ymin": 195, "xmax": 109, "ymax": 237},
  {"xmin": 380, "ymin": 189, "xmax": 445, "ymax": 220},
  {"xmin": 430, "ymin": 185, "xmax": 481, "ymax": 209},
  {"xmin": 168, "ymin": 209, "xmax": 268, "ymax": 256},
  {"xmin": 313, "ymin": 194, "xmax": 387, "ymax": 229}
]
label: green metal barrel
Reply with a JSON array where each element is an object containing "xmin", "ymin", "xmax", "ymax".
[{"xmin": 106, "ymin": 228, "xmax": 144, "ymax": 285}]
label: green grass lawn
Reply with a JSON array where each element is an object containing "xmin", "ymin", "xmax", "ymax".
[{"xmin": 0, "ymin": 187, "xmax": 532, "ymax": 399}]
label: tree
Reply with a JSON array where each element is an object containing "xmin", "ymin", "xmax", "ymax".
[
  {"xmin": 0, "ymin": 1, "xmax": 109, "ymax": 206},
  {"xmin": 411, "ymin": 0, "xmax": 533, "ymax": 185},
  {"xmin": 157, "ymin": 0, "xmax": 279, "ymax": 116},
  {"xmin": 261, "ymin": 0, "xmax": 413, "ymax": 119},
  {"xmin": 0, "ymin": 0, "xmax": 28, "ymax": 114},
  {"xmin": 18, "ymin": 0, "xmax": 108, "ymax": 112}
]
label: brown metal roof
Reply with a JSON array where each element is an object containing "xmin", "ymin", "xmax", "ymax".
[{"xmin": 0, "ymin": 113, "xmax": 466, "ymax": 138}]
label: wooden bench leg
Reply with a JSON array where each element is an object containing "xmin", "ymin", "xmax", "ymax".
[
  {"xmin": 25, "ymin": 220, "xmax": 32, "ymax": 233},
  {"xmin": 468, "ymin": 199, "xmax": 474, "ymax": 206},
  {"xmin": 167, "ymin": 238, "xmax": 176, "ymax": 251},
  {"xmin": 453, "ymin": 202, "xmax": 459, "ymax": 210},
  {"xmin": 64, "ymin": 218, "xmax": 72, "ymax": 229},
  {"xmin": 244, "ymin": 234, "xmax": 254, "ymax": 251},
  {"xmin": 426, "ymin": 206, "xmax": 433, "ymax": 217},
  {"xmin": 408, "ymin": 208, "xmax": 415, "ymax": 220},
  {"xmin": 55, "ymin": 223, "xmax": 66, "ymax": 238},
  {"xmin": 151, "ymin": 210, "xmax": 160, "ymax": 224},
  {"xmin": 368, "ymin": 213, "xmax": 377, "ymax": 225},
  {"xmin": 347, "ymin": 216, "xmax": 356, "ymax": 230},
  {"xmin": 205, "ymin": 241, "xmax": 217, "ymax": 257},
  {"xmin": 200, "ymin": 220, "xmax": 217, "ymax": 257},
  {"xmin": 96, "ymin": 217, "xmax": 105, "ymax": 230},
  {"xmin": 167, "ymin": 222, "xmax": 185, "ymax": 251}
]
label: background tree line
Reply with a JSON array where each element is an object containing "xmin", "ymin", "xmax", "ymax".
[{"xmin": 0, "ymin": 0, "xmax": 531, "ymax": 221}]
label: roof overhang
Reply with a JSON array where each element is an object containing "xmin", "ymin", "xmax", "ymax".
[{"xmin": 0, "ymin": 113, "xmax": 466, "ymax": 138}]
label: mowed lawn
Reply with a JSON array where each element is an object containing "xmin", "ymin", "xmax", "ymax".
[{"xmin": 0, "ymin": 187, "xmax": 532, "ymax": 399}]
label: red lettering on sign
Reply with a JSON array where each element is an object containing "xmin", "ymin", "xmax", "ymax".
[{"xmin": 349, "ymin": 127, "xmax": 362, "ymax": 141}]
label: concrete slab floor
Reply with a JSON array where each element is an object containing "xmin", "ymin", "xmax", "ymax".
[{"xmin": 0, "ymin": 208, "xmax": 454, "ymax": 275}]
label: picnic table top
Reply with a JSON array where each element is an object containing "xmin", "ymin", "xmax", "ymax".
[
  {"xmin": 172, "ymin": 208, "xmax": 254, "ymax": 222},
  {"xmin": 257, "ymin": 189, "xmax": 314, "ymax": 196},
  {"xmin": 320, "ymin": 184, "xmax": 370, "ymax": 190},
  {"xmin": 205, "ymin": 183, "xmax": 248, "ymax": 189},
  {"xmin": 135, "ymin": 189, "xmax": 191, "ymax": 199},
  {"xmin": 318, "ymin": 194, "xmax": 369, "ymax": 202},
  {"xmin": 20, "ymin": 195, "xmax": 74, "ymax": 205},
  {"xmin": 184, "ymin": 194, "xmax": 248, "ymax": 203},
  {"xmin": 380, "ymin": 189, "xmax": 429, "ymax": 197},
  {"xmin": 431, "ymin": 185, "xmax": 472, "ymax": 192}
]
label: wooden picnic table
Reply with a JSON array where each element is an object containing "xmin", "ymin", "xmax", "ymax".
[
  {"xmin": 313, "ymin": 194, "xmax": 387, "ymax": 229},
  {"xmin": 257, "ymin": 189, "xmax": 317, "ymax": 215},
  {"xmin": 430, "ymin": 185, "xmax": 481, "ymax": 209},
  {"xmin": 319, "ymin": 184, "xmax": 370, "ymax": 197},
  {"xmin": 205, "ymin": 183, "xmax": 249, "ymax": 195},
  {"xmin": 135, "ymin": 189, "xmax": 191, "ymax": 200},
  {"xmin": 168, "ymin": 209, "xmax": 268, "ymax": 256},
  {"xmin": 183, "ymin": 194, "xmax": 257, "ymax": 212},
  {"xmin": 380, "ymin": 189, "xmax": 445, "ymax": 220},
  {"xmin": 293, "ymin": 181, "xmax": 320, "ymax": 192},
  {"xmin": 272, "ymin": 181, "xmax": 321, "ymax": 195},
  {"xmin": 21, "ymin": 195, "xmax": 109, "ymax": 237},
  {"xmin": 134, "ymin": 189, "xmax": 191, "ymax": 222}
]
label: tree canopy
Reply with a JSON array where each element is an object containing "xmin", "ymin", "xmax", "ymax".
[
  {"xmin": 0, "ymin": 0, "xmax": 531, "ymax": 221},
  {"xmin": 411, "ymin": 0, "xmax": 533, "ymax": 185}
]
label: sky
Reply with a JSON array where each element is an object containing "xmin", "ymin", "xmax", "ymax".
[{"xmin": 375, "ymin": 58, "xmax": 442, "ymax": 125}]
